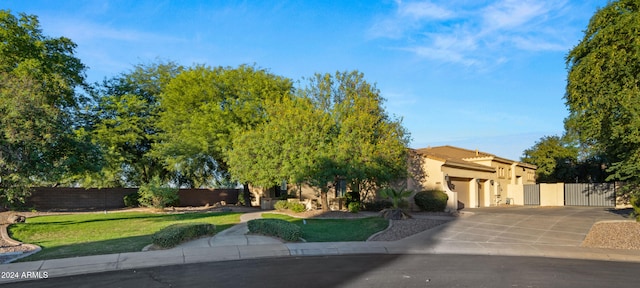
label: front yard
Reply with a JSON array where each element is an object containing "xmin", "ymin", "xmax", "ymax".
[
  {"xmin": 261, "ymin": 213, "xmax": 389, "ymax": 242},
  {"xmin": 5, "ymin": 209, "xmax": 391, "ymax": 262},
  {"xmin": 8, "ymin": 211, "xmax": 241, "ymax": 261}
]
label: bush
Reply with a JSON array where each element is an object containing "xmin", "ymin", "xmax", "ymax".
[
  {"xmin": 247, "ymin": 218, "xmax": 301, "ymax": 241},
  {"xmin": 237, "ymin": 191, "xmax": 255, "ymax": 206},
  {"xmin": 362, "ymin": 199, "xmax": 393, "ymax": 212},
  {"xmin": 152, "ymin": 223, "xmax": 216, "ymax": 248},
  {"xmin": 414, "ymin": 190, "xmax": 448, "ymax": 212},
  {"xmin": 274, "ymin": 200, "xmax": 288, "ymax": 211},
  {"xmin": 631, "ymin": 194, "xmax": 640, "ymax": 218},
  {"xmin": 138, "ymin": 177, "xmax": 179, "ymax": 209},
  {"xmin": 348, "ymin": 201, "xmax": 360, "ymax": 213},
  {"xmin": 123, "ymin": 192, "xmax": 140, "ymax": 208},
  {"xmin": 274, "ymin": 200, "xmax": 305, "ymax": 213},
  {"xmin": 289, "ymin": 202, "xmax": 306, "ymax": 213},
  {"xmin": 345, "ymin": 191, "xmax": 360, "ymax": 207}
]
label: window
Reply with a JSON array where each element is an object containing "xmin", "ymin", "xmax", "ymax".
[
  {"xmin": 498, "ymin": 167, "xmax": 506, "ymax": 178},
  {"xmin": 335, "ymin": 179, "xmax": 347, "ymax": 197}
]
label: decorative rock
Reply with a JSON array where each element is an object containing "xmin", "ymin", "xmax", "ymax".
[{"xmin": 8, "ymin": 215, "xmax": 26, "ymax": 224}]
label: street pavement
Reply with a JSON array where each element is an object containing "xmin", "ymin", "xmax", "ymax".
[{"xmin": 1, "ymin": 206, "xmax": 639, "ymax": 284}]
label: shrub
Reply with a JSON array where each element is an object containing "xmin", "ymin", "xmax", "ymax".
[
  {"xmin": 345, "ymin": 191, "xmax": 360, "ymax": 207},
  {"xmin": 237, "ymin": 191, "xmax": 255, "ymax": 206},
  {"xmin": 631, "ymin": 194, "xmax": 640, "ymax": 218},
  {"xmin": 247, "ymin": 218, "xmax": 301, "ymax": 241},
  {"xmin": 362, "ymin": 199, "xmax": 393, "ymax": 212},
  {"xmin": 138, "ymin": 177, "xmax": 179, "ymax": 209},
  {"xmin": 348, "ymin": 201, "xmax": 360, "ymax": 213},
  {"xmin": 379, "ymin": 188, "xmax": 413, "ymax": 220},
  {"xmin": 123, "ymin": 192, "xmax": 140, "ymax": 208},
  {"xmin": 379, "ymin": 188, "xmax": 413, "ymax": 209},
  {"xmin": 152, "ymin": 223, "xmax": 216, "ymax": 248},
  {"xmin": 289, "ymin": 202, "xmax": 306, "ymax": 213},
  {"xmin": 414, "ymin": 190, "xmax": 448, "ymax": 212},
  {"xmin": 274, "ymin": 200, "xmax": 305, "ymax": 213},
  {"xmin": 274, "ymin": 200, "xmax": 289, "ymax": 211}
]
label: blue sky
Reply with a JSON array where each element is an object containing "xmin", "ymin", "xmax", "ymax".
[{"xmin": 5, "ymin": 0, "xmax": 606, "ymax": 160}]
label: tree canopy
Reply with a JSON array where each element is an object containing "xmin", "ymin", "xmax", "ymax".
[
  {"xmin": 0, "ymin": 10, "xmax": 98, "ymax": 206},
  {"xmin": 227, "ymin": 96, "xmax": 334, "ymax": 188},
  {"xmin": 564, "ymin": 0, "xmax": 640, "ymax": 184},
  {"xmin": 87, "ymin": 61, "xmax": 183, "ymax": 187},
  {"xmin": 155, "ymin": 65, "xmax": 293, "ymax": 188},
  {"xmin": 228, "ymin": 71, "xmax": 411, "ymax": 210},
  {"xmin": 521, "ymin": 136, "xmax": 578, "ymax": 183},
  {"xmin": 1, "ymin": 10, "xmax": 412, "ymax": 210}
]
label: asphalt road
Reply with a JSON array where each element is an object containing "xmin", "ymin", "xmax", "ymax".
[{"xmin": 7, "ymin": 254, "xmax": 640, "ymax": 288}]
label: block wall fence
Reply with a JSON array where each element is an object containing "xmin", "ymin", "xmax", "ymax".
[{"xmin": 25, "ymin": 187, "xmax": 240, "ymax": 210}]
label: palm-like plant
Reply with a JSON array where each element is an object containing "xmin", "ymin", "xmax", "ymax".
[{"xmin": 378, "ymin": 187, "xmax": 413, "ymax": 220}]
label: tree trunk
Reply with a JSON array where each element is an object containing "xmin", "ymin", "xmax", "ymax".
[
  {"xmin": 321, "ymin": 189, "xmax": 329, "ymax": 211},
  {"xmin": 243, "ymin": 183, "xmax": 252, "ymax": 207}
]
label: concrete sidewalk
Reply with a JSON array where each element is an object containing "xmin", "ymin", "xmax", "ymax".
[
  {"xmin": 171, "ymin": 212, "xmax": 284, "ymax": 248},
  {"xmin": 2, "ymin": 208, "xmax": 640, "ymax": 284}
]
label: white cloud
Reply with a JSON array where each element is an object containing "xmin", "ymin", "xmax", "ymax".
[
  {"xmin": 397, "ymin": 1, "xmax": 454, "ymax": 20},
  {"xmin": 55, "ymin": 21, "xmax": 183, "ymax": 44},
  {"xmin": 481, "ymin": 0, "xmax": 550, "ymax": 31},
  {"xmin": 370, "ymin": 0, "xmax": 575, "ymax": 68},
  {"xmin": 368, "ymin": 0, "xmax": 455, "ymax": 39},
  {"xmin": 512, "ymin": 36, "xmax": 566, "ymax": 51}
]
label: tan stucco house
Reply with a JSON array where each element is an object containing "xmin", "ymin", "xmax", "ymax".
[
  {"xmin": 407, "ymin": 145, "xmax": 536, "ymax": 211},
  {"xmin": 251, "ymin": 145, "xmax": 536, "ymax": 211}
]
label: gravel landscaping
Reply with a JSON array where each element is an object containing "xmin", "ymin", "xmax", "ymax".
[
  {"xmin": 582, "ymin": 221, "xmax": 640, "ymax": 250},
  {"xmin": 368, "ymin": 218, "xmax": 451, "ymax": 241}
]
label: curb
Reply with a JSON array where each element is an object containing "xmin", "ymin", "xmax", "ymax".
[
  {"xmin": 366, "ymin": 219, "xmax": 393, "ymax": 241},
  {"xmin": 0, "ymin": 224, "xmax": 42, "ymax": 264}
]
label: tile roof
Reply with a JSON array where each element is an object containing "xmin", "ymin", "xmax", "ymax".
[
  {"xmin": 414, "ymin": 145, "xmax": 497, "ymax": 172},
  {"xmin": 415, "ymin": 145, "xmax": 494, "ymax": 160}
]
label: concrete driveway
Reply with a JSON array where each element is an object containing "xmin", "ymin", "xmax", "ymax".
[{"xmin": 420, "ymin": 206, "xmax": 632, "ymax": 246}]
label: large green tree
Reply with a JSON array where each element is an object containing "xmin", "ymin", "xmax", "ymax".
[
  {"xmin": 227, "ymin": 96, "xmax": 334, "ymax": 189},
  {"xmin": 565, "ymin": 0, "xmax": 640, "ymax": 186},
  {"xmin": 155, "ymin": 65, "xmax": 293, "ymax": 196},
  {"xmin": 301, "ymin": 71, "xmax": 411, "ymax": 209},
  {"xmin": 88, "ymin": 61, "xmax": 182, "ymax": 187},
  {"xmin": 521, "ymin": 135, "xmax": 578, "ymax": 183},
  {"xmin": 0, "ymin": 10, "xmax": 98, "ymax": 205}
]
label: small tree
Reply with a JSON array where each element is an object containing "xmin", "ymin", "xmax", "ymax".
[
  {"xmin": 378, "ymin": 187, "xmax": 412, "ymax": 220},
  {"xmin": 138, "ymin": 177, "xmax": 178, "ymax": 209}
]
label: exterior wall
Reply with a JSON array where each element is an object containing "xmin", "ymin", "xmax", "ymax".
[
  {"xmin": 507, "ymin": 184, "xmax": 524, "ymax": 205},
  {"xmin": 178, "ymin": 189, "xmax": 239, "ymax": 206},
  {"xmin": 479, "ymin": 180, "xmax": 491, "ymax": 207},
  {"xmin": 26, "ymin": 187, "xmax": 240, "ymax": 210},
  {"xmin": 539, "ymin": 183, "xmax": 565, "ymax": 206},
  {"xmin": 441, "ymin": 166, "xmax": 495, "ymax": 208},
  {"xmin": 408, "ymin": 157, "xmax": 446, "ymax": 192},
  {"xmin": 27, "ymin": 187, "xmax": 137, "ymax": 210},
  {"xmin": 513, "ymin": 164, "xmax": 536, "ymax": 184},
  {"xmin": 251, "ymin": 183, "xmax": 348, "ymax": 210}
]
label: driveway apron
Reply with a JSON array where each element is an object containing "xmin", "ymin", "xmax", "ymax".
[{"xmin": 401, "ymin": 206, "xmax": 630, "ymax": 246}]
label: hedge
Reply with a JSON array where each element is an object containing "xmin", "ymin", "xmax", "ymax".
[
  {"xmin": 152, "ymin": 222, "xmax": 216, "ymax": 248},
  {"xmin": 274, "ymin": 200, "xmax": 306, "ymax": 213},
  {"xmin": 414, "ymin": 190, "xmax": 448, "ymax": 212},
  {"xmin": 247, "ymin": 218, "xmax": 301, "ymax": 241}
]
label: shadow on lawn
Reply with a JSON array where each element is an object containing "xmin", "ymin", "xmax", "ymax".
[
  {"xmin": 24, "ymin": 211, "xmax": 240, "ymax": 225},
  {"xmin": 14, "ymin": 222, "xmax": 236, "ymax": 263}
]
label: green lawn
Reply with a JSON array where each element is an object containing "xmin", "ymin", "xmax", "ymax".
[
  {"xmin": 8, "ymin": 211, "xmax": 241, "ymax": 261},
  {"xmin": 262, "ymin": 213, "xmax": 388, "ymax": 242}
]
